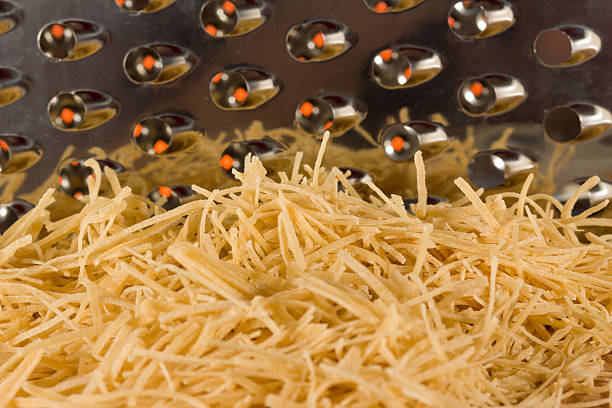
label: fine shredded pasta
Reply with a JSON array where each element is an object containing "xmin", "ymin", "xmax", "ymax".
[{"xmin": 0, "ymin": 136, "xmax": 611, "ymax": 407}]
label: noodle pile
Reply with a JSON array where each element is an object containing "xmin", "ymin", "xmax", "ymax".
[{"xmin": 1, "ymin": 137, "xmax": 612, "ymax": 407}]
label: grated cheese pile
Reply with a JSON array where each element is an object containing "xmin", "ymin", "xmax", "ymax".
[{"xmin": 1, "ymin": 136, "xmax": 612, "ymax": 408}]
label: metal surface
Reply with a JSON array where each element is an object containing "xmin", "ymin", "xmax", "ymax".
[{"xmin": 1, "ymin": 0, "xmax": 612, "ymax": 209}]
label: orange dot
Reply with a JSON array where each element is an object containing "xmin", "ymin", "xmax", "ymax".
[
  {"xmin": 89, "ymin": 174, "xmax": 95, "ymax": 180},
  {"xmin": 233, "ymin": 87, "xmax": 248, "ymax": 103},
  {"xmin": 298, "ymin": 56, "xmax": 306, "ymax": 61},
  {"xmin": 133, "ymin": 123, "xmax": 143, "ymax": 138},
  {"xmin": 205, "ymin": 24, "xmax": 218, "ymax": 36},
  {"xmin": 60, "ymin": 108, "xmax": 74, "ymax": 124},
  {"xmin": 470, "ymin": 81, "xmax": 484, "ymax": 98},
  {"xmin": 391, "ymin": 136, "xmax": 405, "ymax": 152},
  {"xmin": 71, "ymin": 161, "xmax": 79, "ymax": 166},
  {"xmin": 379, "ymin": 49, "xmax": 393, "ymax": 62},
  {"xmin": 115, "ymin": 0, "xmax": 125, "ymax": 7},
  {"xmin": 0, "ymin": 140, "xmax": 8, "ymax": 152},
  {"xmin": 462, "ymin": 1, "xmax": 472, "ymax": 5},
  {"xmin": 158, "ymin": 186, "xmax": 173, "ymax": 198},
  {"xmin": 374, "ymin": 1, "xmax": 388, "ymax": 12},
  {"xmin": 50, "ymin": 24, "xmax": 65, "ymax": 40},
  {"xmin": 142, "ymin": 55, "xmax": 156, "ymax": 71},
  {"xmin": 323, "ymin": 121, "xmax": 333, "ymax": 130},
  {"xmin": 73, "ymin": 192, "xmax": 84, "ymax": 198},
  {"xmin": 220, "ymin": 154, "xmax": 234, "ymax": 170},
  {"xmin": 212, "ymin": 73, "xmax": 223, "ymax": 84},
  {"xmin": 300, "ymin": 101, "xmax": 314, "ymax": 117},
  {"xmin": 448, "ymin": 17, "xmax": 455, "ymax": 28},
  {"xmin": 221, "ymin": 0, "xmax": 236, "ymax": 15},
  {"xmin": 313, "ymin": 32, "xmax": 325, "ymax": 49},
  {"xmin": 153, "ymin": 140, "xmax": 169, "ymax": 154},
  {"xmin": 58, "ymin": 176, "xmax": 63, "ymax": 184},
  {"xmin": 403, "ymin": 67, "xmax": 411, "ymax": 80}
]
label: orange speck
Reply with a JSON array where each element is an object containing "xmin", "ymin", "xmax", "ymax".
[
  {"xmin": 0, "ymin": 140, "xmax": 8, "ymax": 152},
  {"xmin": 71, "ymin": 161, "xmax": 79, "ymax": 166},
  {"xmin": 58, "ymin": 176, "xmax": 63, "ymax": 184},
  {"xmin": 133, "ymin": 123, "xmax": 143, "ymax": 138},
  {"xmin": 448, "ymin": 17, "xmax": 455, "ymax": 28},
  {"xmin": 73, "ymin": 192, "xmax": 84, "ymax": 198},
  {"xmin": 470, "ymin": 81, "xmax": 484, "ymax": 98},
  {"xmin": 403, "ymin": 67, "xmax": 411, "ymax": 80},
  {"xmin": 115, "ymin": 0, "xmax": 125, "ymax": 7},
  {"xmin": 391, "ymin": 136, "xmax": 405, "ymax": 152},
  {"xmin": 313, "ymin": 32, "xmax": 325, "ymax": 49},
  {"xmin": 60, "ymin": 108, "xmax": 74, "ymax": 124},
  {"xmin": 379, "ymin": 49, "xmax": 393, "ymax": 62},
  {"xmin": 298, "ymin": 56, "xmax": 306, "ymax": 61},
  {"xmin": 323, "ymin": 121, "xmax": 333, "ymax": 130},
  {"xmin": 153, "ymin": 140, "xmax": 169, "ymax": 154},
  {"xmin": 89, "ymin": 174, "xmax": 95, "ymax": 180},
  {"xmin": 50, "ymin": 24, "xmax": 65, "ymax": 40},
  {"xmin": 158, "ymin": 186, "xmax": 173, "ymax": 198},
  {"xmin": 221, "ymin": 0, "xmax": 236, "ymax": 15},
  {"xmin": 220, "ymin": 154, "xmax": 234, "ymax": 170},
  {"xmin": 142, "ymin": 55, "xmax": 156, "ymax": 71},
  {"xmin": 300, "ymin": 101, "xmax": 314, "ymax": 117},
  {"xmin": 374, "ymin": 1, "xmax": 388, "ymax": 12},
  {"xmin": 205, "ymin": 24, "xmax": 218, "ymax": 36},
  {"xmin": 233, "ymin": 87, "xmax": 247, "ymax": 103},
  {"xmin": 462, "ymin": 1, "xmax": 472, "ymax": 6},
  {"xmin": 212, "ymin": 73, "xmax": 223, "ymax": 84}
]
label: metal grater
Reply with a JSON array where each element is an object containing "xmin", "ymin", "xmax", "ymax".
[{"xmin": 1, "ymin": 0, "xmax": 611, "ymax": 230}]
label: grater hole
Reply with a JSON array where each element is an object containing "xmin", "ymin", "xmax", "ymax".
[
  {"xmin": 47, "ymin": 92, "xmax": 86, "ymax": 130},
  {"xmin": 380, "ymin": 123, "xmax": 420, "ymax": 162},
  {"xmin": 200, "ymin": 0, "xmax": 268, "ymax": 38},
  {"xmin": 37, "ymin": 23, "xmax": 76, "ymax": 60},
  {"xmin": 336, "ymin": 167, "xmax": 373, "ymax": 196},
  {"xmin": 534, "ymin": 29, "xmax": 572, "ymax": 67},
  {"xmin": 220, "ymin": 138, "xmax": 285, "ymax": 176},
  {"xmin": 448, "ymin": 1, "xmax": 487, "ymax": 38},
  {"xmin": 132, "ymin": 117, "xmax": 173, "ymax": 155},
  {"xmin": 295, "ymin": 97, "xmax": 334, "ymax": 135},
  {"xmin": 0, "ymin": 199, "xmax": 33, "ymax": 234},
  {"xmin": 0, "ymin": 0, "xmax": 20, "ymax": 36},
  {"xmin": 148, "ymin": 185, "xmax": 196, "ymax": 210},
  {"xmin": 124, "ymin": 47, "xmax": 163, "ymax": 84},
  {"xmin": 286, "ymin": 19, "xmax": 356, "ymax": 63},
  {"xmin": 58, "ymin": 158, "xmax": 124, "ymax": 198},
  {"xmin": 371, "ymin": 49, "xmax": 412, "ymax": 89},
  {"xmin": 0, "ymin": 66, "xmax": 28, "ymax": 108},
  {"xmin": 209, "ymin": 71, "xmax": 249, "ymax": 109},
  {"xmin": 468, "ymin": 152, "xmax": 506, "ymax": 189},
  {"xmin": 457, "ymin": 78, "xmax": 495, "ymax": 115},
  {"xmin": 0, "ymin": 135, "xmax": 42, "ymax": 174},
  {"xmin": 544, "ymin": 106, "xmax": 581, "ymax": 143}
]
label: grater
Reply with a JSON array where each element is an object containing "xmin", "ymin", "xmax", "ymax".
[{"xmin": 1, "ymin": 0, "xmax": 612, "ymax": 231}]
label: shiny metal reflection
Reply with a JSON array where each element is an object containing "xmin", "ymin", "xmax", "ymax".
[
  {"xmin": 220, "ymin": 137, "xmax": 286, "ymax": 176},
  {"xmin": 132, "ymin": 112, "xmax": 203, "ymax": 155},
  {"xmin": 286, "ymin": 19, "xmax": 357, "ymax": 63},
  {"xmin": 210, "ymin": 67, "xmax": 280, "ymax": 110},
  {"xmin": 115, "ymin": 0, "xmax": 175, "ymax": 14},
  {"xmin": 0, "ymin": 66, "xmax": 29, "ymax": 108},
  {"xmin": 0, "ymin": 135, "xmax": 42, "ymax": 174},
  {"xmin": 148, "ymin": 185, "xmax": 197, "ymax": 211},
  {"xmin": 534, "ymin": 25, "xmax": 601, "ymax": 68},
  {"xmin": 57, "ymin": 158, "xmax": 125, "ymax": 198},
  {"xmin": 0, "ymin": 0, "xmax": 21, "ymax": 36},
  {"xmin": 448, "ymin": 0, "xmax": 514, "ymax": 40},
  {"xmin": 544, "ymin": 102, "xmax": 612, "ymax": 144},
  {"xmin": 124, "ymin": 44, "xmax": 196, "ymax": 85},
  {"xmin": 371, "ymin": 45, "xmax": 442, "ymax": 90},
  {"xmin": 468, "ymin": 148, "xmax": 538, "ymax": 189},
  {"xmin": 295, "ymin": 94, "xmax": 367, "ymax": 137},
  {"xmin": 380, "ymin": 121, "xmax": 450, "ymax": 162},
  {"xmin": 362, "ymin": 0, "xmax": 424, "ymax": 14},
  {"xmin": 457, "ymin": 74, "xmax": 526, "ymax": 117},
  {"xmin": 48, "ymin": 90, "xmax": 119, "ymax": 131},
  {"xmin": 0, "ymin": 199, "xmax": 34, "ymax": 235},
  {"xmin": 37, "ymin": 20, "xmax": 109, "ymax": 62},
  {"xmin": 200, "ymin": 0, "xmax": 269, "ymax": 38},
  {"xmin": 555, "ymin": 177, "xmax": 612, "ymax": 216}
]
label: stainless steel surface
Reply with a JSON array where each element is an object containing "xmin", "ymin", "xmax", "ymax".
[
  {"xmin": 1, "ymin": 0, "xmax": 612, "ymax": 210},
  {"xmin": 468, "ymin": 148, "xmax": 538, "ymax": 190}
]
